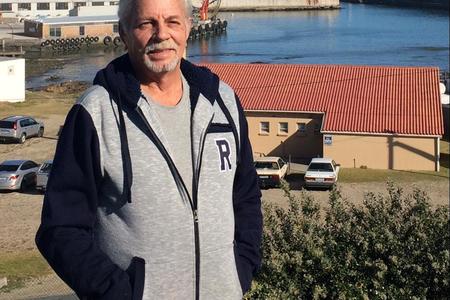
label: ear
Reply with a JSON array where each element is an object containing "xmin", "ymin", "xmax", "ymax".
[{"xmin": 118, "ymin": 22, "xmax": 128, "ymax": 50}]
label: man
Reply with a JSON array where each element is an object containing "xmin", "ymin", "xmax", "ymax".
[{"xmin": 35, "ymin": 0, "xmax": 262, "ymax": 299}]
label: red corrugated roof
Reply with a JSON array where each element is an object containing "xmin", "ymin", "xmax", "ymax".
[{"xmin": 203, "ymin": 64, "xmax": 444, "ymax": 136}]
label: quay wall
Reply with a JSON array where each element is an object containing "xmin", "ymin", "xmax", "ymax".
[
  {"xmin": 219, "ymin": 0, "xmax": 340, "ymax": 11},
  {"xmin": 341, "ymin": 0, "xmax": 449, "ymax": 9}
]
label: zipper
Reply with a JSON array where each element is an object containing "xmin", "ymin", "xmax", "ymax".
[{"xmin": 191, "ymin": 115, "xmax": 213, "ymax": 300}]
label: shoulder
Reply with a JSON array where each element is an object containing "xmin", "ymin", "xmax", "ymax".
[{"xmin": 76, "ymin": 85, "xmax": 109, "ymax": 109}]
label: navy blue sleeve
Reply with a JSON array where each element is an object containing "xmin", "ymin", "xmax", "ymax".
[
  {"xmin": 232, "ymin": 95, "xmax": 263, "ymax": 294},
  {"xmin": 35, "ymin": 104, "xmax": 132, "ymax": 300}
]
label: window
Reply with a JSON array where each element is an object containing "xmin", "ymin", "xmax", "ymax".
[
  {"xmin": 50, "ymin": 27, "xmax": 61, "ymax": 37},
  {"xmin": 113, "ymin": 23, "xmax": 119, "ymax": 33},
  {"xmin": 37, "ymin": 2, "xmax": 50, "ymax": 10},
  {"xmin": 260, "ymin": 122, "xmax": 269, "ymax": 134},
  {"xmin": 314, "ymin": 123, "xmax": 320, "ymax": 133},
  {"xmin": 92, "ymin": 1, "xmax": 104, "ymax": 6},
  {"xmin": 74, "ymin": 2, "xmax": 86, "ymax": 7},
  {"xmin": 279, "ymin": 122, "xmax": 288, "ymax": 135},
  {"xmin": 297, "ymin": 122, "xmax": 306, "ymax": 133},
  {"xmin": 0, "ymin": 3, "xmax": 12, "ymax": 11},
  {"xmin": 110, "ymin": 1, "xmax": 119, "ymax": 4},
  {"xmin": 21, "ymin": 161, "xmax": 37, "ymax": 170},
  {"xmin": 56, "ymin": 2, "xmax": 68, "ymax": 9},
  {"xmin": 79, "ymin": 25, "xmax": 85, "ymax": 36},
  {"xmin": 18, "ymin": 3, "xmax": 31, "ymax": 10}
]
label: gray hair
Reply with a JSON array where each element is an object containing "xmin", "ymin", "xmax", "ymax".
[{"xmin": 118, "ymin": 0, "xmax": 192, "ymax": 32}]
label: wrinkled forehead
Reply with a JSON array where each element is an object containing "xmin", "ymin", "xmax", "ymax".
[{"xmin": 133, "ymin": 0, "xmax": 188, "ymax": 18}]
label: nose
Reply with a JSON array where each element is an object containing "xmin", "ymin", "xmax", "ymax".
[{"xmin": 152, "ymin": 22, "xmax": 170, "ymax": 41}]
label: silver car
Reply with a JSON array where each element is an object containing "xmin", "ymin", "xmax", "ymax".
[
  {"xmin": 0, "ymin": 160, "xmax": 39, "ymax": 191},
  {"xmin": 36, "ymin": 160, "xmax": 53, "ymax": 192},
  {"xmin": 0, "ymin": 116, "xmax": 45, "ymax": 144}
]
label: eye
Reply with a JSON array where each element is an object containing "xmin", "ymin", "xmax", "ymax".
[
  {"xmin": 136, "ymin": 21, "xmax": 153, "ymax": 29},
  {"xmin": 167, "ymin": 18, "xmax": 182, "ymax": 26}
]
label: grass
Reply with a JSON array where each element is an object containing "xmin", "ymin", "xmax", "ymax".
[
  {"xmin": 0, "ymin": 251, "xmax": 51, "ymax": 293},
  {"xmin": 339, "ymin": 139, "xmax": 450, "ymax": 183},
  {"xmin": 0, "ymin": 90, "xmax": 78, "ymax": 120}
]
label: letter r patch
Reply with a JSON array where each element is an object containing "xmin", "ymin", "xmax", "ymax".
[{"xmin": 215, "ymin": 139, "xmax": 232, "ymax": 172}]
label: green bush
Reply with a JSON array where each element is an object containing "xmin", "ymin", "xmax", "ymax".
[{"xmin": 246, "ymin": 181, "xmax": 449, "ymax": 299}]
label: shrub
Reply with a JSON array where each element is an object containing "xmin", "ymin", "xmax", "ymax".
[{"xmin": 246, "ymin": 181, "xmax": 449, "ymax": 299}]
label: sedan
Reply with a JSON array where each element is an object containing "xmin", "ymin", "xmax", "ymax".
[
  {"xmin": 0, "ymin": 160, "xmax": 39, "ymax": 191},
  {"xmin": 254, "ymin": 156, "xmax": 289, "ymax": 188},
  {"xmin": 304, "ymin": 158, "xmax": 340, "ymax": 189},
  {"xmin": 36, "ymin": 160, "xmax": 53, "ymax": 192}
]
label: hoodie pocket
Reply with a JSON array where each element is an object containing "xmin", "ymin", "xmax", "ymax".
[
  {"xmin": 126, "ymin": 256, "xmax": 146, "ymax": 300},
  {"xmin": 207, "ymin": 123, "xmax": 233, "ymax": 134}
]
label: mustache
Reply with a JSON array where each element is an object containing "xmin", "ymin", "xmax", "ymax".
[{"xmin": 145, "ymin": 40, "xmax": 177, "ymax": 53}]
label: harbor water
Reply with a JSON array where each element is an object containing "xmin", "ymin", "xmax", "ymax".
[{"xmin": 26, "ymin": 3, "xmax": 449, "ymax": 89}]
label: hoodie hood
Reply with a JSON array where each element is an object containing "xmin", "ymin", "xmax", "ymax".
[{"xmin": 93, "ymin": 53, "xmax": 220, "ymax": 109}]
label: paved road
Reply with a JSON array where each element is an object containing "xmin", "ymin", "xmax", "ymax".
[
  {"xmin": 288, "ymin": 162, "xmax": 308, "ymax": 175},
  {"xmin": 0, "ymin": 22, "xmax": 38, "ymax": 48}
]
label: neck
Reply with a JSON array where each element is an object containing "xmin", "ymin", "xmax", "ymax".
[{"xmin": 139, "ymin": 68, "xmax": 183, "ymax": 107}]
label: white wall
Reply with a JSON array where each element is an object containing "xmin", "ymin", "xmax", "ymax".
[
  {"xmin": 220, "ymin": 0, "xmax": 340, "ymax": 10},
  {"xmin": 0, "ymin": 58, "xmax": 25, "ymax": 103},
  {"xmin": 72, "ymin": 5, "xmax": 117, "ymax": 16}
]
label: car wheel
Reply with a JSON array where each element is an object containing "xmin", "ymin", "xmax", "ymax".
[
  {"xmin": 38, "ymin": 127, "xmax": 44, "ymax": 137},
  {"xmin": 19, "ymin": 133, "xmax": 26, "ymax": 144},
  {"xmin": 20, "ymin": 179, "xmax": 27, "ymax": 192}
]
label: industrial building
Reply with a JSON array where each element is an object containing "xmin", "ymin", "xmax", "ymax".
[
  {"xmin": 24, "ymin": 15, "xmax": 118, "ymax": 41},
  {"xmin": 205, "ymin": 64, "xmax": 444, "ymax": 171},
  {"xmin": 0, "ymin": 0, "xmax": 117, "ymax": 20}
]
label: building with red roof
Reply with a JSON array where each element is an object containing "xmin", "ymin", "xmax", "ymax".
[{"xmin": 205, "ymin": 63, "xmax": 444, "ymax": 171}]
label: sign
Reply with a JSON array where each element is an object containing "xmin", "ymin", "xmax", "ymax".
[{"xmin": 324, "ymin": 135, "xmax": 332, "ymax": 145}]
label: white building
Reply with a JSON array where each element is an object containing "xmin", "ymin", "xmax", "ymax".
[
  {"xmin": 0, "ymin": 0, "xmax": 118, "ymax": 20},
  {"xmin": 0, "ymin": 57, "xmax": 25, "ymax": 103}
]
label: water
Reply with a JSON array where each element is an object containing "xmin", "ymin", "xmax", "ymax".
[{"xmin": 26, "ymin": 3, "xmax": 449, "ymax": 89}]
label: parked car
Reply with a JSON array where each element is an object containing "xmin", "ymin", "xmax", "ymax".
[
  {"xmin": 0, "ymin": 116, "xmax": 45, "ymax": 144},
  {"xmin": 0, "ymin": 160, "xmax": 39, "ymax": 191},
  {"xmin": 304, "ymin": 158, "xmax": 340, "ymax": 189},
  {"xmin": 254, "ymin": 156, "xmax": 289, "ymax": 188},
  {"xmin": 36, "ymin": 160, "xmax": 53, "ymax": 192}
]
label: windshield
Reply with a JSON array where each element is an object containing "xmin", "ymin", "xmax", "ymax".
[
  {"xmin": 255, "ymin": 162, "xmax": 279, "ymax": 170},
  {"xmin": 39, "ymin": 163, "xmax": 52, "ymax": 173},
  {"xmin": 0, "ymin": 121, "xmax": 15, "ymax": 129},
  {"xmin": 0, "ymin": 165, "xmax": 19, "ymax": 172},
  {"xmin": 307, "ymin": 163, "xmax": 333, "ymax": 172}
]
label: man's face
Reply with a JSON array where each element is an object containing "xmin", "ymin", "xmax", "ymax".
[{"xmin": 121, "ymin": 0, "xmax": 191, "ymax": 76}]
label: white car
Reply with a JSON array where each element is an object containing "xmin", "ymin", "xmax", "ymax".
[
  {"xmin": 36, "ymin": 160, "xmax": 53, "ymax": 192},
  {"xmin": 304, "ymin": 158, "xmax": 340, "ymax": 189},
  {"xmin": 254, "ymin": 156, "xmax": 289, "ymax": 188}
]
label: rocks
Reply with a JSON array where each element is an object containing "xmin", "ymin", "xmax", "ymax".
[{"xmin": 31, "ymin": 81, "xmax": 91, "ymax": 94}]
